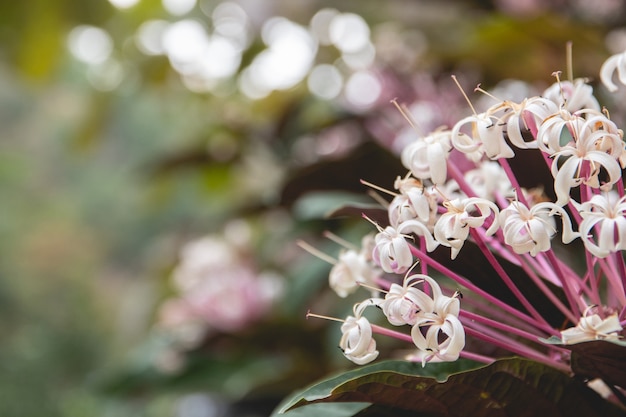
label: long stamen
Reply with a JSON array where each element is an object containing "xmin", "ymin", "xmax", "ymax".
[
  {"xmin": 296, "ymin": 240, "xmax": 337, "ymax": 265},
  {"xmin": 360, "ymin": 179, "xmax": 398, "ymax": 197},
  {"xmin": 362, "ymin": 213, "xmax": 385, "ymax": 233},
  {"xmin": 323, "ymin": 231, "xmax": 358, "ymax": 251},
  {"xmin": 451, "ymin": 75, "xmax": 478, "ymax": 116},
  {"xmin": 474, "ymin": 83, "xmax": 501, "ymax": 102},
  {"xmin": 357, "ymin": 281, "xmax": 388, "ymax": 294},
  {"xmin": 306, "ymin": 311, "xmax": 345, "ymax": 323},
  {"xmin": 566, "ymin": 41, "xmax": 574, "ymax": 82},
  {"xmin": 367, "ymin": 190, "xmax": 392, "ymax": 208},
  {"xmin": 552, "ymin": 71, "xmax": 567, "ymax": 108},
  {"xmin": 391, "ymin": 98, "xmax": 424, "ymax": 136}
]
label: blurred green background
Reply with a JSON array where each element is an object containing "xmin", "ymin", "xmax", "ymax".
[{"xmin": 1, "ymin": 0, "xmax": 623, "ymax": 416}]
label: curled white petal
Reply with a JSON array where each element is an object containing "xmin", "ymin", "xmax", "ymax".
[
  {"xmin": 463, "ymin": 161, "xmax": 511, "ymax": 201},
  {"xmin": 537, "ymin": 109, "xmax": 580, "ymax": 155},
  {"xmin": 407, "ymin": 275, "xmax": 464, "ymax": 365},
  {"xmin": 380, "ymin": 275, "xmax": 434, "ymax": 326},
  {"xmin": 340, "ymin": 316, "xmax": 379, "ymax": 364},
  {"xmin": 488, "ymin": 97, "xmax": 557, "ymax": 150},
  {"xmin": 397, "ymin": 219, "xmax": 440, "ymax": 253},
  {"xmin": 451, "ymin": 113, "xmax": 513, "ymax": 160},
  {"xmin": 388, "ymin": 184, "xmax": 437, "ymax": 229},
  {"xmin": 543, "ymin": 78, "xmax": 601, "ymax": 112},
  {"xmin": 329, "ymin": 249, "xmax": 379, "ymax": 298},
  {"xmin": 372, "ymin": 226, "xmax": 414, "ymax": 274},
  {"xmin": 433, "ymin": 197, "xmax": 500, "ymax": 259},
  {"xmin": 600, "ymin": 51, "xmax": 626, "ymax": 93},
  {"xmin": 339, "ymin": 302, "xmax": 380, "ymax": 365},
  {"xmin": 410, "ymin": 311, "xmax": 465, "ymax": 365},
  {"xmin": 579, "ymin": 193, "xmax": 626, "ymax": 258},
  {"xmin": 500, "ymin": 201, "xmax": 578, "ymax": 256},
  {"xmin": 561, "ymin": 312, "xmax": 623, "ymax": 344},
  {"xmin": 401, "ymin": 130, "xmax": 452, "ymax": 185},
  {"xmin": 551, "ymin": 148, "xmax": 622, "ymax": 206}
]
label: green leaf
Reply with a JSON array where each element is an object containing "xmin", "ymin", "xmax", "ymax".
[
  {"xmin": 326, "ymin": 203, "xmax": 389, "ymax": 225},
  {"xmin": 280, "ymin": 141, "xmax": 404, "ymax": 208},
  {"xmin": 271, "ymin": 402, "xmax": 370, "ymax": 417},
  {"xmin": 292, "ymin": 191, "xmax": 372, "ymax": 220},
  {"xmin": 276, "ymin": 358, "xmax": 626, "ymax": 417},
  {"xmin": 541, "ymin": 337, "xmax": 626, "ymax": 389},
  {"xmin": 275, "ymin": 359, "xmax": 482, "ymax": 414},
  {"xmin": 570, "ymin": 340, "xmax": 626, "ymax": 390}
]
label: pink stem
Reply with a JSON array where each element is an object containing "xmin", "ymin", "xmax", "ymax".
[
  {"xmin": 545, "ymin": 251, "xmax": 583, "ymax": 316},
  {"xmin": 469, "ymin": 228, "xmax": 554, "ymax": 329},
  {"xmin": 513, "ymin": 253, "xmax": 579, "ymax": 325},
  {"xmin": 409, "ymin": 245, "xmax": 555, "ymax": 334},
  {"xmin": 464, "ymin": 326, "xmax": 570, "ymax": 373},
  {"xmin": 459, "ymin": 350, "xmax": 494, "ymax": 364},
  {"xmin": 371, "ymin": 323, "xmax": 413, "ymax": 343},
  {"xmin": 498, "ymin": 158, "xmax": 529, "ymax": 206},
  {"xmin": 460, "ymin": 310, "xmax": 551, "ymax": 342}
]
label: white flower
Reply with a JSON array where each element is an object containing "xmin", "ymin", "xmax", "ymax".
[
  {"xmin": 388, "ymin": 181, "xmax": 437, "ymax": 229},
  {"xmin": 372, "ymin": 221, "xmax": 439, "ymax": 274},
  {"xmin": 173, "ymin": 237, "xmax": 237, "ymax": 291},
  {"xmin": 433, "ymin": 197, "xmax": 500, "ymax": 259},
  {"xmin": 581, "ymin": 113, "xmax": 624, "ymax": 158},
  {"xmin": 488, "ymin": 96, "xmax": 558, "ymax": 150},
  {"xmin": 339, "ymin": 302, "xmax": 379, "ymax": 365},
  {"xmin": 600, "ymin": 50, "xmax": 626, "ymax": 93},
  {"xmin": 360, "ymin": 233, "xmax": 377, "ymax": 262},
  {"xmin": 543, "ymin": 78, "xmax": 601, "ymax": 112},
  {"xmin": 579, "ymin": 193, "xmax": 626, "ymax": 258},
  {"xmin": 500, "ymin": 201, "xmax": 578, "ymax": 256},
  {"xmin": 536, "ymin": 109, "xmax": 624, "ymax": 205},
  {"xmin": 410, "ymin": 276, "xmax": 465, "ymax": 365},
  {"xmin": 550, "ymin": 127, "xmax": 623, "ymax": 207},
  {"xmin": 401, "ymin": 129, "xmax": 452, "ymax": 185},
  {"xmin": 463, "ymin": 161, "xmax": 511, "ymax": 201},
  {"xmin": 329, "ymin": 249, "xmax": 379, "ymax": 298},
  {"xmin": 372, "ymin": 225, "xmax": 414, "ymax": 274},
  {"xmin": 537, "ymin": 109, "xmax": 590, "ymax": 155},
  {"xmin": 397, "ymin": 219, "xmax": 440, "ymax": 253},
  {"xmin": 169, "ymin": 235, "xmax": 282, "ymax": 333},
  {"xmin": 380, "ymin": 274, "xmax": 434, "ymax": 326},
  {"xmin": 451, "ymin": 112, "xmax": 514, "ymax": 160},
  {"xmin": 561, "ymin": 308, "xmax": 623, "ymax": 344},
  {"xmin": 183, "ymin": 265, "xmax": 281, "ymax": 332}
]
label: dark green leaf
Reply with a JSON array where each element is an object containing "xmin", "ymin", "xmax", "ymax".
[
  {"xmin": 271, "ymin": 402, "xmax": 370, "ymax": 417},
  {"xmin": 326, "ymin": 203, "xmax": 389, "ymax": 225},
  {"xmin": 292, "ymin": 192, "xmax": 373, "ymax": 220},
  {"xmin": 541, "ymin": 337, "xmax": 626, "ymax": 389},
  {"xmin": 276, "ymin": 360, "xmax": 482, "ymax": 414},
  {"xmin": 280, "ymin": 141, "xmax": 404, "ymax": 208},
  {"xmin": 277, "ymin": 358, "xmax": 625, "ymax": 417},
  {"xmin": 566, "ymin": 340, "xmax": 626, "ymax": 389}
]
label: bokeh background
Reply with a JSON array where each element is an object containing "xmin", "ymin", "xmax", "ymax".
[{"xmin": 2, "ymin": 0, "xmax": 625, "ymax": 416}]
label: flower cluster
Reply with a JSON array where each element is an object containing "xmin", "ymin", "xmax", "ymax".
[
  {"xmin": 305, "ymin": 56, "xmax": 626, "ymax": 372},
  {"xmin": 155, "ymin": 227, "xmax": 283, "ymax": 371}
]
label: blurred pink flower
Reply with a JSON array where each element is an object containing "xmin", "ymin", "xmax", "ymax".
[{"xmin": 160, "ymin": 235, "xmax": 283, "ymax": 334}]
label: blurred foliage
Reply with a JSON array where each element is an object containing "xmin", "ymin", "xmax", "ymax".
[{"xmin": 1, "ymin": 0, "xmax": 623, "ymax": 416}]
